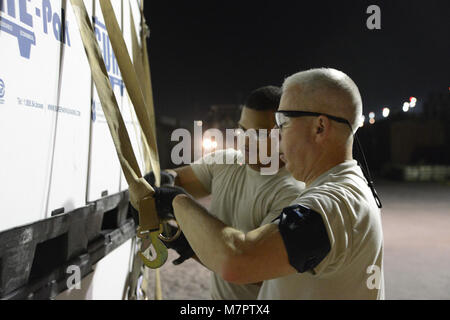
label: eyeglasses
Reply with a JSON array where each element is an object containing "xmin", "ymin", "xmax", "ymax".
[
  {"xmin": 275, "ymin": 110, "xmax": 351, "ymax": 130},
  {"xmin": 275, "ymin": 110, "xmax": 382, "ymax": 209}
]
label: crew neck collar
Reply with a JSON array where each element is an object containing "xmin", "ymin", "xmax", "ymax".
[
  {"xmin": 245, "ymin": 163, "xmax": 288, "ymax": 177},
  {"xmin": 308, "ymin": 160, "xmax": 358, "ymax": 188}
]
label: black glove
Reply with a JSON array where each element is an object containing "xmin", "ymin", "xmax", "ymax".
[
  {"xmin": 128, "ymin": 171, "xmax": 177, "ymax": 225},
  {"xmin": 143, "ymin": 171, "xmax": 175, "ymax": 188},
  {"xmin": 160, "ymin": 223, "xmax": 195, "ymax": 265},
  {"xmin": 153, "ymin": 186, "xmax": 188, "ymax": 221}
]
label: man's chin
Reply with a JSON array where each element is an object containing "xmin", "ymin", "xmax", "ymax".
[{"xmin": 284, "ymin": 159, "xmax": 296, "ymax": 176}]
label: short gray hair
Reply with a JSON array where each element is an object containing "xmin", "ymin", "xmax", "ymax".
[{"xmin": 282, "ymin": 68, "xmax": 363, "ymax": 132}]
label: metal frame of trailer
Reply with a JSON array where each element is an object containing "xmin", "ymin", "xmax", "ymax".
[
  {"xmin": 0, "ymin": 0, "xmax": 151, "ymax": 300},
  {"xmin": 0, "ymin": 190, "xmax": 135, "ymax": 300}
]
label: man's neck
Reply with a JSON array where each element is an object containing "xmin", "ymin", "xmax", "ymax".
[
  {"xmin": 304, "ymin": 152, "xmax": 352, "ymax": 187},
  {"xmin": 248, "ymin": 162, "xmax": 286, "ymax": 173}
]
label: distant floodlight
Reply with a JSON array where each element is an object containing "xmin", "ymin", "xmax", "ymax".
[
  {"xmin": 403, "ymin": 102, "xmax": 410, "ymax": 112},
  {"xmin": 369, "ymin": 112, "xmax": 375, "ymax": 119},
  {"xmin": 369, "ymin": 118, "xmax": 375, "ymax": 125},
  {"xmin": 382, "ymin": 108, "xmax": 390, "ymax": 118},
  {"xmin": 410, "ymin": 97, "xmax": 417, "ymax": 108},
  {"xmin": 359, "ymin": 115, "xmax": 366, "ymax": 127},
  {"xmin": 203, "ymin": 138, "xmax": 213, "ymax": 149}
]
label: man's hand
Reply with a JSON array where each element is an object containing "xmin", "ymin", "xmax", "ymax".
[
  {"xmin": 153, "ymin": 186, "xmax": 188, "ymax": 221},
  {"xmin": 144, "ymin": 171, "xmax": 176, "ymax": 187},
  {"xmin": 128, "ymin": 171, "xmax": 177, "ymax": 225},
  {"xmin": 160, "ymin": 223, "xmax": 195, "ymax": 265}
]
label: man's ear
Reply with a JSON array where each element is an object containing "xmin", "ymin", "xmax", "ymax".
[
  {"xmin": 315, "ymin": 116, "xmax": 329, "ymax": 141},
  {"xmin": 316, "ymin": 117, "xmax": 325, "ymax": 134}
]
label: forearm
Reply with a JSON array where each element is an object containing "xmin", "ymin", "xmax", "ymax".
[
  {"xmin": 171, "ymin": 194, "xmax": 295, "ymax": 284},
  {"xmin": 172, "ymin": 194, "xmax": 244, "ymax": 276}
]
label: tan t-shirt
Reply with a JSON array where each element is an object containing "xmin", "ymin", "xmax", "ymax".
[
  {"xmin": 257, "ymin": 160, "xmax": 384, "ymax": 300},
  {"xmin": 191, "ymin": 149, "xmax": 305, "ymax": 300}
]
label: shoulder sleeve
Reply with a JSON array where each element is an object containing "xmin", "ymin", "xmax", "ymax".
[
  {"xmin": 275, "ymin": 204, "xmax": 331, "ymax": 273},
  {"xmin": 292, "ymin": 188, "xmax": 352, "ymax": 276},
  {"xmin": 190, "ymin": 149, "xmax": 240, "ymax": 193}
]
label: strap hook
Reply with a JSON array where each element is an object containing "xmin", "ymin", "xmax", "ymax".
[{"xmin": 137, "ymin": 225, "xmax": 168, "ymax": 269}]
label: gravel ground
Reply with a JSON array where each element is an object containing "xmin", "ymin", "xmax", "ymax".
[
  {"xmin": 149, "ymin": 180, "xmax": 450, "ymax": 300},
  {"xmin": 377, "ymin": 180, "xmax": 450, "ymax": 299}
]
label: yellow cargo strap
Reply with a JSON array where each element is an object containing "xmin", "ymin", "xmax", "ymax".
[
  {"xmin": 99, "ymin": 0, "xmax": 180, "ymax": 277},
  {"xmin": 130, "ymin": 3, "xmax": 155, "ymax": 175},
  {"xmin": 122, "ymin": 1, "xmax": 165, "ymax": 300},
  {"xmin": 98, "ymin": 0, "xmax": 161, "ymax": 187},
  {"xmin": 130, "ymin": 2, "xmax": 163, "ymax": 300},
  {"xmin": 70, "ymin": 0, "xmax": 167, "ymax": 269},
  {"xmin": 128, "ymin": 1, "xmax": 182, "ymax": 242}
]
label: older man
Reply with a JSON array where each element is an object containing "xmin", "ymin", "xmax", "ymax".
[
  {"xmin": 155, "ymin": 68, "xmax": 384, "ymax": 300},
  {"xmin": 149, "ymin": 86, "xmax": 304, "ymax": 300}
]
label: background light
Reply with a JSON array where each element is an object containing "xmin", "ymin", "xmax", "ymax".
[
  {"xmin": 382, "ymin": 108, "xmax": 390, "ymax": 118},
  {"xmin": 410, "ymin": 97, "xmax": 417, "ymax": 108},
  {"xmin": 359, "ymin": 115, "xmax": 366, "ymax": 127},
  {"xmin": 203, "ymin": 138, "xmax": 214, "ymax": 149},
  {"xmin": 369, "ymin": 112, "xmax": 375, "ymax": 119},
  {"xmin": 403, "ymin": 102, "xmax": 410, "ymax": 112},
  {"xmin": 369, "ymin": 118, "xmax": 376, "ymax": 125}
]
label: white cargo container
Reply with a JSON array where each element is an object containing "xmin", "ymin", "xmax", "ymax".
[{"xmin": 0, "ymin": 0, "xmax": 148, "ymax": 300}]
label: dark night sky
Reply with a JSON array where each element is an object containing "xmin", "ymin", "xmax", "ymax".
[{"xmin": 144, "ymin": 0, "xmax": 449, "ymax": 121}]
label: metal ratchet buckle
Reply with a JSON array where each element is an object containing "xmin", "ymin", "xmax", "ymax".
[{"xmin": 158, "ymin": 219, "xmax": 182, "ymax": 243}]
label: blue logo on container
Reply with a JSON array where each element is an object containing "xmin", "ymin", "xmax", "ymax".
[
  {"xmin": 0, "ymin": 0, "xmax": 70, "ymax": 59},
  {"xmin": 0, "ymin": 79, "xmax": 5, "ymax": 98},
  {"xmin": 94, "ymin": 17, "xmax": 123, "ymax": 96}
]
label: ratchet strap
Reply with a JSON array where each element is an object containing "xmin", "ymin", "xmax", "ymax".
[
  {"xmin": 98, "ymin": 0, "xmax": 160, "ymax": 188},
  {"xmin": 70, "ymin": 0, "xmax": 167, "ymax": 269},
  {"xmin": 99, "ymin": 0, "xmax": 178, "ymax": 281},
  {"xmin": 126, "ymin": 1, "xmax": 164, "ymax": 300},
  {"xmin": 131, "ymin": 2, "xmax": 163, "ymax": 301},
  {"xmin": 130, "ymin": 5, "xmax": 155, "ymax": 174}
]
